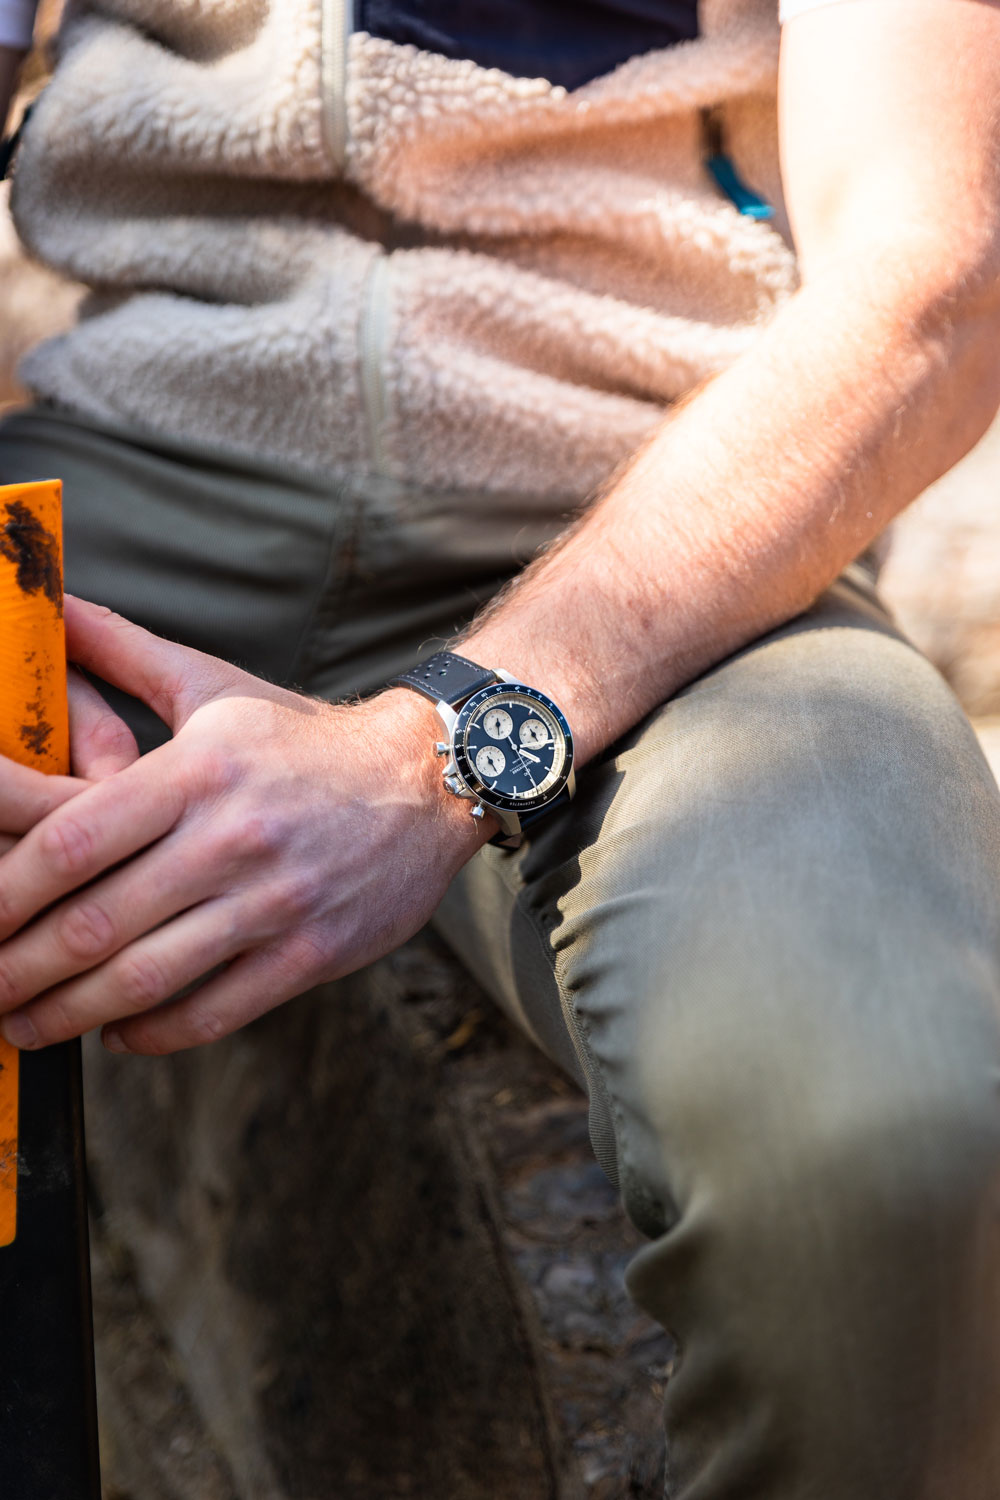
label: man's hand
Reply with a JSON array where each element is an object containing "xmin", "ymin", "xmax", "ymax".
[{"xmin": 0, "ymin": 597, "xmax": 485, "ymax": 1056}]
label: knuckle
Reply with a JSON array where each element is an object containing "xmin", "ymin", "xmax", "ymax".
[
  {"xmin": 147, "ymin": 667, "xmax": 190, "ymax": 725},
  {"xmin": 59, "ymin": 899, "xmax": 115, "ymax": 961},
  {"xmin": 237, "ymin": 812, "xmax": 283, "ymax": 861},
  {"xmin": 0, "ymin": 883, "xmax": 17, "ymax": 929},
  {"xmin": 184, "ymin": 746, "xmax": 242, "ymax": 801},
  {"xmin": 282, "ymin": 927, "xmax": 332, "ymax": 978},
  {"xmin": 92, "ymin": 714, "xmax": 135, "ymax": 760},
  {"xmin": 31, "ymin": 994, "xmax": 75, "ymax": 1046},
  {"xmin": 210, "ymin": 906, "xmax": 245, "ymax": 952},
  {"xmin": 0, "ymin": 961, "xmax": 20, "ymax": 1010},
  {"xmin": 206, "ymin": 811, "xmax": 285, "ymax": 873},
  {"xmin": 40, "ymin": 815, "xmax": 94, "ymax": 878},
  {"xmin": 190, "ymin": 825, "xmax": 232, "ymax": 869},
  {"xmin": 115, "ymin": 949, "xmax": 170, "ymax": 1011},
  {"xmin": 269, "ymin": 876, "xmax": 317, "ymax": 927},
  {"xmin": 181, "ymin": 1004, "xmax": 227, "ymax": 1047}
]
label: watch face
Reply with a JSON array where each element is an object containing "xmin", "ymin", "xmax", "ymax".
[{"xmin": 453, "ymin": 682, "xmax": 573, "ymax": 813}]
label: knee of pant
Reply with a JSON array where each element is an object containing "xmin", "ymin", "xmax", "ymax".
[
  {"xmin": 602, "ymin": 909, "xmax": 1000, "ymax": 1250},
  {"xmin": 774, "ymin": 1072, "xmax": 1000, "ymax": 1248},
  {"xmin": 561, "ymin": 845, "xmax": 1000, "ymax": 1233},
  {"xmin": 622, "ymin": 1053, "xmax": 1000, "ymax": 1367},
  {"xmin": 654, "ymin": 1023, "xmax": 1000, "ymax": 1266}
]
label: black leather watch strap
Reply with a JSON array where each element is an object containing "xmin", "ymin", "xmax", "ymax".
[
  {"xmin": 393, "ymin": 651, "xmax": 498, "ymax": 708},
  {"xmin": 488, "ymin": 786, "xmax": 574, "ymax": 848}
]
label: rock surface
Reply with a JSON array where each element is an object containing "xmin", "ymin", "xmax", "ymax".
[
  {"xmin": 881, "ymin": 417, "xmax": 1000, "ymax": 721},
  {"xmin": 87, "ymin": 951, "xmax": 574, "ymax": 1500},
  {"xmin": 88, "ymin": 935, "xmax": 674, "ymax": 1499}
]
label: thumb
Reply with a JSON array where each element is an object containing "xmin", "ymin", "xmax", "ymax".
[
  {"xmin": 63, "ymin": 596, "xmax": 236, "ymax": 732},
  {"xmin": 67, "ymin": 667, "xmax": 140, "ymax": 780}
]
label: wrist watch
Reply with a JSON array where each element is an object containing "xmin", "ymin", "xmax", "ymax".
[{"xmin": 393, "ymin": 651, "xmax": 575, "ymax": 848}]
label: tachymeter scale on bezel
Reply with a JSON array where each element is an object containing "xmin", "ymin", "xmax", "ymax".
[{"xmin": 454, "ymin": 684, "xmax": 573, "ymax": 811}]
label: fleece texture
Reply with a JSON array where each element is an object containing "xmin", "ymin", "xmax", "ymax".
[{"xmin": 11, "ymin": 0, "xmax": 797, "ymax": 498}]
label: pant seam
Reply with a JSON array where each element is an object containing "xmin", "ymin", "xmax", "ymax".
[
  {"xmin": 283, "ymin": 482, "xmax": 360, "ymax": 688},
  {"xmin": 516, "ymin": 880, "xmax": 673, "ymax": 1231}
]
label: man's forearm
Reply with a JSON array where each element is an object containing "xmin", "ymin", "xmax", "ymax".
[{"xmin": 459, "ymin": 254, "xmax": 1000, "ymax": 765}]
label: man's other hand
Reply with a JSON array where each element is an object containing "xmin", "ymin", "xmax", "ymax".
[{"xmin": 0, "ymin": 597, "xmax": 484, "ymax": 1055}]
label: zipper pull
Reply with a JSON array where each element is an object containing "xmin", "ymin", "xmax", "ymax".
[{"xmin": 703, "ymin": 108, "xmax": 774, "ymax": 222}]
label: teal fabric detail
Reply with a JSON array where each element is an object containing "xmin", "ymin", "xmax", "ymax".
[{"xmin": 706, "ymin": 152, "xmax": 774, "ymax": 220}]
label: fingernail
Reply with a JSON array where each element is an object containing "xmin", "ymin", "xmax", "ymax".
[
  {"xmin": 1, "ymin": 1013, "xmax": 37, "ymax": 1049},
  {"xmin": 103, "ymin": 1028, "xmax": 128, "ymax": 1054}
]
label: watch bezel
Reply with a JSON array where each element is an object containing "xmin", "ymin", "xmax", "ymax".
[{"xmin": 452, "ymin": 681, "xmax": 574, "ymax": 814}]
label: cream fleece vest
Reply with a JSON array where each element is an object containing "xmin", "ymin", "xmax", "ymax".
[{"xmin": 11, "ymin": 0, "xmax": 797, "ymax": 498}]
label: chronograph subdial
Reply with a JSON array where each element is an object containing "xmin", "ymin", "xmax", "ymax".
[
  {"xmin": 519, "ymin": 718, "xmax": 549, "ymax": 749},
  {"xmin": 484, "ymin": 708, "xmax": 513, "ymax": 740},
  {"xmin": 475, "ymin": 745, "xmax": 507, "ymax": 779}
]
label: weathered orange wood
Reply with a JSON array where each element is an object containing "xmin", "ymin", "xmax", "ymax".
[{"xmin": 0, "ymin": 478, "xmax": 68, "ymax": 1248}]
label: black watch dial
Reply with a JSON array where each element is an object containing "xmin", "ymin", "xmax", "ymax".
[{"xmin": 453, "ymin": 682, "xmax": 573, "ymax": 813}]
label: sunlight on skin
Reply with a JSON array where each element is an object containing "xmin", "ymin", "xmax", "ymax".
[{"xmin": 1, "ymin": 2, "xmax": 1000, "ymax": 1054}]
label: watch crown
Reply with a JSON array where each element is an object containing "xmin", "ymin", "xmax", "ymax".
[
  {"xmin": 443, "ymin": 774, "xmax": 464, "ymax": 797},
  {"xmin": 434, "ymin": 742, "xmax": 449, "ymax": 756}
]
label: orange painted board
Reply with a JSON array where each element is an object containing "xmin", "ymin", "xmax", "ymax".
[{"xmin": 0, "ymin": 479, "xmax": 68, "ymax": 1248}]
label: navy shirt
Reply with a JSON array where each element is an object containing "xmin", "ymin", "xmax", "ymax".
[{"xmin": 358, "ymin": 0, "xmax": 701, "ymax": 91}]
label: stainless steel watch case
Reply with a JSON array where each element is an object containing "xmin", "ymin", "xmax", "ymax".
[{"xmin": 431, "ymin": 673, "xmax": 576, "ymax": 847}]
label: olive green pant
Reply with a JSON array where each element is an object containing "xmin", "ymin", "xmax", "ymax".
[{"xmin": 4, "ymin": 404, "xmax": 1000, "ymax": 1499}]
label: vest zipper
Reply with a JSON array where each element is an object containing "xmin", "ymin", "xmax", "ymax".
[
  {"xmin": 358, "ymin": 252, "xmax": 391, "ymax": 476},
  {"xmin": 320, "ymin": 0, "xmax": 353, "ymax": 171}
]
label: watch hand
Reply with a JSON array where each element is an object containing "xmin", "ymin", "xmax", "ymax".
[
  {"xmin": 518, "ymin": 748, "xmax": 542, "ymax": 764},
  {"xmin": 508, "ymin": 739, "xmax": 538, "ymax": 788},
  {"xmin": 506, "ymin": 738, "xmax": 528, "ymax": 766}
]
